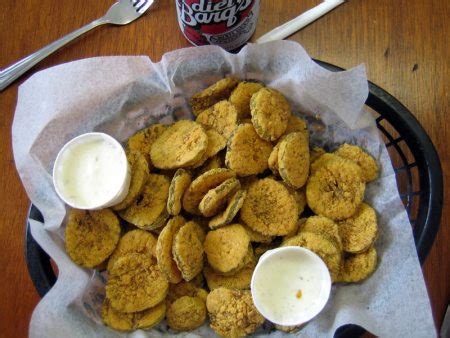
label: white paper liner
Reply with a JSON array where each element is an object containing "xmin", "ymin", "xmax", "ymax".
[{"xmin": 12, "ymin": 41, "xmax": 435, "ymax": 338}]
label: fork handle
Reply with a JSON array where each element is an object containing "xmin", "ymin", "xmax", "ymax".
[{"xmin": 0, "ymin": 19, "xmax": 106, "ymax": 92}]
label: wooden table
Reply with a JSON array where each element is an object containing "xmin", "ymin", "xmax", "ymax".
[{"xmin": 0, "ymin": 0, "xmax": 448, "ymax": 336}]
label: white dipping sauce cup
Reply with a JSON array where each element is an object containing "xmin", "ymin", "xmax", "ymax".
[
  {"xmin": 251, "ymin": 246, "xmax": 331, "ymax": 326},
  {"xmin": 53, "ymin": 132, "xmax": 130, "ymax": 210}
]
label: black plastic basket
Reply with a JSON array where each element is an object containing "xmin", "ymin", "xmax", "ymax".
[{"xmin": 24, "ymin": 60, "xmax": 443, "ymax": 337}]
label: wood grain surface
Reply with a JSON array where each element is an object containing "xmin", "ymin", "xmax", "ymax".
[{"xmin": 0, "ymin": 0, "xmax": 448, "ymax": 337}]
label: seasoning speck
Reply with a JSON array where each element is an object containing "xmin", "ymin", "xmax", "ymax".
[{"xmin": 296, "ymin": 290, "xmax": 302, "ymax": 299}]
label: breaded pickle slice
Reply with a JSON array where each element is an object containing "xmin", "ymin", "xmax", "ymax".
[
  {"xmin": 173, "ymin": 221, "xmax": 205, "ymax": 281},
  {"xmin": 65, "ymin": 209, "xmax": 120, "ymax": 268},
  {"xmin": 204, "ymin": 259, "xmax": 255, "ymax": 290},
  {"xmin": 101, "ymin": 297, "xmax": 166, "ymax": 331},
  {"xmin": 250, "ymin": 88, "xmax": 291, "ymax": 141},
  {"xmin": 107, "ymin": 229, "xmax": 157, "ymax": 271},
  {"xmin": 196, "ymin": 100, "xmax": 238, "ymax": 139},
  {"xmin": 112, "ymin": 151, "xmax": 149, "ymax": 211},
  {"xmin": 119, "ymin": 174, "xmax": 170, "ymax": 230},
  {"xmin": 189, "ymin": 77, "xmax": 239, "ymax": 116},
  {"xmin": 182, "ymin": 168, "xmax": 236, "ymax": 215},
  {"xmin": 283, "ymin": 231, "xmax": 342, "ymax": 282},
  {"xmin": 300, "ymin": 216, "xmax": 342, "ymax": 251},
  {"xmin": 337, "ymin": 246, "xmax": 378, "ymax": 283},
  {"xmin": 209, "ymin": 189, "xmax": 247, "ymax": 229},
  {"xmin": 278, "ymin": 131, "xmax": 310, "ymax": 189},
  {"xmin": 204, "ymin": 224, "xmax": 250, "ymax": 274},
  {"xmin": 225, "ymin": 123, "xmax": 273, "ymax": 177},
  {"xmin": 167, "ymin": 169, "xmax": 192, "ymax": 216},
  {"xmin": 240, "ymin": 178, "xmax": 298, "ymax": 236},
  {"xmin": 127, "ymin": 124, "xmax": 167, "ymax": 167},
  {"xmin": 196, "ymin": 155, "xmax": 223, "ymax": 175},
  {"xmin": 150, "ymin": 120, "xmax": 208, "ymax": 169},
  {"xmin": 306, "ymin": 156, "xmax": 365, "ymax": 220},
  {"xmin": 167, "ymin": 296, "xmax": 207, "ymax": 331},
  {"xmin": 156, "ymin": 216, "xmax": 185, "ymax": 283},
  {"xmin": 334, "ymin": 143, "xmax": 379, "ymax": 182},
  {"xmin": 229, "ymin": 81, "xmax": 264, "ymax": 119},
  {"xmin": 338, "ymin": 203, "xmax": 378, "ymax": 253},
  {"xmin": 199, "ymin": 177, "xmax": 240, "ymax": 217},
  {"xmin": 206, "ymin": 288, "xmax": 265, "ymax": 337},
  {"xmin": 106, "ymin": 253, "xmax": 168, "ymax": 313},
  {"xmin": 284, "ymin": 115, "xmax": 309, "ymax": 137}
]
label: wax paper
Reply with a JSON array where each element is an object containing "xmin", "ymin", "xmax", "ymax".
[{"xmin": 12, "ymin": 41, "xmax": 435, "ymax": 337}]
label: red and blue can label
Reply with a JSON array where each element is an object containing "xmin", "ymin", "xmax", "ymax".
[{"xmin": 176, "ymin": 0, "xmax": 260, "ymax": 51}]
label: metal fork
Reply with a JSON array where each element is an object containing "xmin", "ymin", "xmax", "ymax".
[{"xmin": 0, "ymin": 0, "xmax": 154, "ymax": 92}]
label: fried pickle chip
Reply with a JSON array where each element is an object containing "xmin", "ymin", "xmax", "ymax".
[
  {"xmin": 310, "ymin": 147, "xmax": 326, "ymax": 164},
  {"xmin": 240, "ymin": 178, "xmax": 298, "ymax": 236},
  {"xmin": 167, "ymin": 296, "xmax": 207, "ymax": 331},
  {"xmin": 182, "ymin": 168, "xmax": 236, "ymax": 215},
  {"xmin": 278, "ymin": 132, "xmax": 310, "ymax": 189},
  {"xmin": 267, "ymin": 141, "xmax": 281, "ymax": 176},
  {"xmin": 199, "ymin": 178, "xmax": 241, "ymax": 217},
  {"xmin": 113, "ymin": 151, "xmax": 149, "ymax": 211},
  {"xmin": 310, "ymin": 152, "xmax": 339, "ymax": 173},
  {"xmin": 189, "ymin": 128, "xmax": 226, "ymax": 169},
  {"xmin": 306, "ymin": 156, "xmax": 365, "ymax": 220},
  {"xmin": 205, "ymin": 128, "xmax": 227, "ymax": 157},
  {"xmin": 204, "ymin": 224, "xmax": 250, "ymax": 274},
  {"xmin": 338, "ymin": 246, "xmax": 378, "ymax": 283},
  {"xmin": 229, "ymin": 81, "xmax": 264, "ymax": 119},
  {"xmin": 156, "ymin": 216, "xmax": 186, "ymax": 283},
  {"xmin": 167, "ymin": 281, "xmax": 208, "ymax": 304},
  {"xmin": 126, "ymin": 124, "xmax": 167, "ymax": 167},
  {"xmin": 225, "ymin": 123, "xmax": 273, "ymax": 176},
  {"xmin": 206, "ymin": 288, "xmax": 265, "ymax": 337},
  {"xmin": 284, "ymin": 115, "xmax": 309, "ymax": 137},
  {"xmin": 134, "ymin": 301, "xmax": 166, "ymax": 330},
  {"xmin": 102, "ymin": 298, "xmax": 166, "ymax": 331},
  {"xmin": 101, "ymin": 298, "xmax": 134, "ymax": 331},
  {"xmin": 106, "ymin": 253, "xmax": 168, "ymax": 313},
  {"xmin": 209, "ymin": 189, "xmax": 247, "ymax": 229},
  {"xmin": 250, "ymin": 88, "xmax": 291, "ymax": 141},
  {"xmin": 338, "ymin": 203, "xmax": 378, "ymax": 253},
  {"xmin": 283, "ymin": 232, "xmax": 342, "ymax": 281},
  {"xmin": 219, "ymin": 245, "xmax": 255, "ymax": 276},
  {"xmin": 196, "ymin": 100, "xmax": 238, "ymax": 139},
  {"xmin": 334, "ymin": 143, "xmax": 379, "ymax": 182},
  {"xmin": 107, "ymin": 229, "xmax": 157, "ymax": 271},
  {"xmin": 196, "ymin": 155, "xmax": 223, "ymax": 175},
  {"xmin": 190, "ymin": 77, "xmax": 239, "ymax": 116},
  {"xmin": 292, "ymin": 188, "xmax": 307, "ymax": 216},
  {"xmin": 65, "ymin": 209, "xmax": 120, "ymax": 268},
  {"xmin": 119, "ymin": 174, "xmax": 170, "ymax": 230},
  {"xmin": 242, "ymin": 223, "xmax": 273, "ymax": 243},
  {"xmin": 150, "ymin": 120, "xmax": 208, "ymax": 169},
  {"xmin": 173, "ymin": 221, "xmax": 205, "ymax": 281},
  {"xmin": 204, "ymin": 259, "xmax": 255, "ymax": 290},
  {"xmin": 300, "ymin": 216, "xmax": 342, "ymax": 251},
  {"xmin": 167, "ymin": 169, "xmax": 192, "ymax": 216}
]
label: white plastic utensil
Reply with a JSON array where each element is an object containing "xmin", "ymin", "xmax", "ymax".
[{"xmin": 256, "ymin": 0, "xmax": 345, "ymax": 44}]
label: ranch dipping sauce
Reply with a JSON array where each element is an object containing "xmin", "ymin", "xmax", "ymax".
[
  {"xmin": 251, "ymin": 246, "xmax": 331, "ymax": 326},
  {"xmin": 53, "ymin": 133, "xmax": 130, "ymax": 210}
]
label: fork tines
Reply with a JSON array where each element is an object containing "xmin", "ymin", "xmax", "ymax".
[{"xmin": 131, "ymin": 0, "xmax": 150, "ymax": 13}]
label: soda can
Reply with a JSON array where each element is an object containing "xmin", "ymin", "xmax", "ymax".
[{"xmin": 175, "ymin": 0, "xmax": 260, "ymax": 51}]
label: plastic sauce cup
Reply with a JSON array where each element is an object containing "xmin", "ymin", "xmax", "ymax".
[
  {"xmin": 251, "ymin": 246, "xmax": 332, "ymax": 327},
  {"xmin": 53, "ymin": 132, "xmax": 130, "ymax": 210}
]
